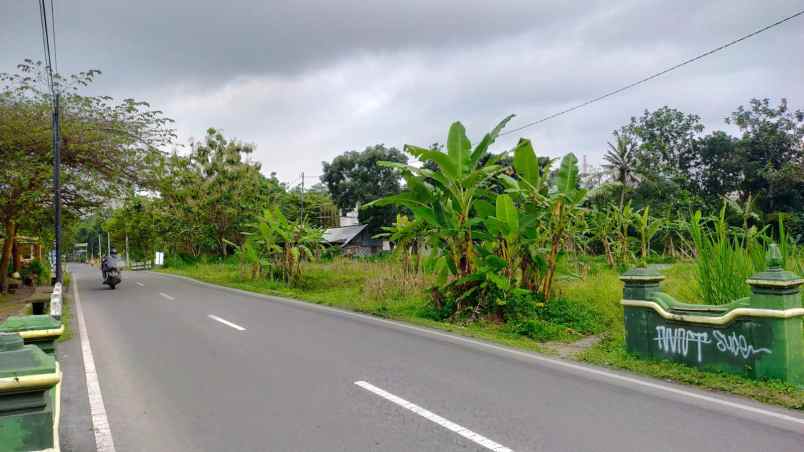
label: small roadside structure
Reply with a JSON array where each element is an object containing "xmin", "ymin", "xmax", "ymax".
[
  {"xmin": 620, "ymin": 245, "xmax": 803, "ymax": 387},
  {"xmin": 322, "ymin": 224, "xmax": 383, "ymax": 257},
  {"xmin": 0, "ymin": 235, "xmax": 44, "ymax": 273}
]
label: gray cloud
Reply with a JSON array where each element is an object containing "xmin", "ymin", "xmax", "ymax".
[{"xmin": 3, "ymin": 0, "xmax": 803, "ymax": 184}]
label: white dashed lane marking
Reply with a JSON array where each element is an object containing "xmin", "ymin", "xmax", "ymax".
[
  {"xmin": 355, "ymin": 380, "xmax": 513, "ymax": 452},
  {"xmin": 208, "ymin": 315, "xmax": 246, "ymax": 331}
]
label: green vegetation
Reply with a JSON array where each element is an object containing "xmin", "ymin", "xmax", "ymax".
[
  {"xmin": 56, "ymin": 293, "xmax": 73, "ymax": 343},
  {"xmin": 161, "ymin": 256, "xmax": 625, "ymax": 342}
]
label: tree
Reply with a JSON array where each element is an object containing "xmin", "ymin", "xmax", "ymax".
[
  {"xmin": 104, "ymin": 195, "xmax": 162, "ymax": 261},
  {"xmin": 626, "ymin": 106, "xmax": 704, "ymax": 182},
  {"xmin": 321, "ymin": 145, "xmax": 408, "ymax": 232},
  {"xmin": 281, "ymin": 183, "xmax": 339, "ymax": 228},
  {"xmin": 602, "ymin": 129, "xmax": 640, "ymax": 210},
  {"xmin": 188, "ymin": 129, "xmax": 271, "ymax": 256},
  {"xmin": 0, "ymin": 60, "xmax": 175, "ymax": 291},
  {"xmin": 726, "ymin": 98, "xmax": 804, "ymax": 216},
  {"xmin": 150, "ymin": 130, "xmax": 283, "ymax": 257},
  {"xmin": 694, "ymin": 131, "xmax": 740, "ymax": 204}
]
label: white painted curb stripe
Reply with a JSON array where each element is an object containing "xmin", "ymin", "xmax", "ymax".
[
  {"xmin": 73, "ymin": 277, "xmax": 117, "ymax": 452},
  {"xmin": 356, "ymin": 381, "xmax": 513, "ymax": 452},
  {"xmin": 135, "ymin": 282, "xmax": 144, "ymax": 287},
  {"xmin": 159, "ymin": 292, "xmax": 174, "ymax": 300},
  {"xmin": 208, "ymin": 314, "xmax": 246, "ymax": 331},
  {"xmin": 156, "ymin": 272, "xmax": 804, "ymax": 429}
]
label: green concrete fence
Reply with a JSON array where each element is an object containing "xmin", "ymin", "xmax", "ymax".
[
  {"xmin": 0, "ymin": 283, "xmax": 64, "ymax": 451},
  {"xmin": 621, "ymin": 245, "xmax": 804, "ymax": 386},
  {"xmin": 0, "ymin": 333, "xmax": 61, "ymax": 451}
]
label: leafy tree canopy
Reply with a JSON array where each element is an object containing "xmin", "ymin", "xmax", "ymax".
[
  {"xmin": 0, "ymin": 60, "xmax": 175, "ymax": 289},
  {"xmin": 321, "ymin": 144, "xmax": 408, "ymax": 231}
]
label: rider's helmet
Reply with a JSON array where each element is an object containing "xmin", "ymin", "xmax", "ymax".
[{"xmin": 110, "ymin": 248, "xmax": 118, "ymax": 256}]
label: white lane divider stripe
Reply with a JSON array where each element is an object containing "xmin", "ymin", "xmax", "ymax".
[
  {"xmin": 159, "ymin": 292, "xmax": 174, "ymax": 300},
  {"xmin": 136, "ymin": 282, "xmax": 144, "ymax": 287},
  {"xmin": 73, "ymin": 276, "xmax": 117, "ymax": 452},
  {"xmin": 355, "ymin": 381, "xmax": 513, "ymax": 452},
  {"xmin": 208, "ymin": 315, "xmax": 246, "ymax": 331}
]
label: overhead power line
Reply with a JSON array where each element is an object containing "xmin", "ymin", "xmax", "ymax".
[
  {"xmin": 49, "ymin": 0, "xmax": 58, "ymax": 74},
  {"xmin": 500, "ymin": 8, "xmax": 804, "ymax": 137},
  {"xmin": 37, "ymin": 0, "xmax": 57, "ymax": 97}
]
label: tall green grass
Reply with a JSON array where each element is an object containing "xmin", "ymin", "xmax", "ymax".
[
  {"xmin": 778, "ymin": 217, "xmax": 804, "ymax": 275},
  {"xmin": 688, "ymin": 207, "xmax": 766, "ymax": 305}
]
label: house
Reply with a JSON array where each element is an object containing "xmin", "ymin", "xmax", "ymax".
[
  {"xmin": 0, "ymin": 235, "xmax": 44, "ymax": 271},
  {"xmin": 322, "ymin": 224, "xmax": 384, "ymax": 257}
]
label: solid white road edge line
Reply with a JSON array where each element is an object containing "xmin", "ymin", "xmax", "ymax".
[
  {"xmin": 135, "ymin": 282, "xmax": 144, "ymax": 287},
  {"xmin": 159, "ymin": 292, "xmax": 175, "ymax": 300},
  {"xmin": 355, "ymin": 381, "xmax": 513, "ymax": 452},
  {"xmin": 155, "ymin": 272, "xmax": 804, "ymax": 428},
  {"xmin": 73, "ymin": 275, "xmax": 117, "ymax": 452},
  {"xmin": 208, "ymin": 314, "xmax": 246, "ymax": 331}
]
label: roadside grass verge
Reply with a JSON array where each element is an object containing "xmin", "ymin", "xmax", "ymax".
[
  {"xmin": 158, "ymin": 257, "xmax": 804, "ymax": 410},
  {"xmin": 57, "ymin": 293, "xmax": 74, "ymax": 343},
  {"xmin": 579, "ymin": 332, "xmax": 804, "ymax": 410}
]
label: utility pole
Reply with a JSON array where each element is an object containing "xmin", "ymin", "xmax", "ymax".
[
  {"xmin": 107, "ymin": 232, "xmax": 111, "ymax": 255},
  {"xmin": 53, "ymin": 93, "xmax": 62, "ymax": 283},
  {"xmin": 125, "ymin": 232, "xmax": 130, "ymax": 268},
  {"xmin": 98, "ymin": 234, "xmax": 102, "ymax": 261},
  {"xmin": 300, "ymin": 172, "xmax": 304, "ymax": 223}
]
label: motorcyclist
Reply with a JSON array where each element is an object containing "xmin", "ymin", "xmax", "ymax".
[{"xmin": 102, "ymin": 248, "xmax": 119, "ymax": 280}]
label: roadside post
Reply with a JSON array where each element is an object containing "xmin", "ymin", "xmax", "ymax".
[
  {"xmin": 0, "ymin": 332, "xmax": 61, "ymax": 451},
  {"xmin": 621, "ymin": 245, "xmax": 804, "ymax": 386}
]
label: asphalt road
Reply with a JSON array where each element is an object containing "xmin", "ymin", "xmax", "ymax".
[{"xmin": 63, "ymin": 263, "xmax": 804, "ymax": 452}]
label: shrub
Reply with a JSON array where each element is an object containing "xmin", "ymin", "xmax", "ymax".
[{"xmin": 536, "ymin": 297, "xmax": 600, "ymax": 335}]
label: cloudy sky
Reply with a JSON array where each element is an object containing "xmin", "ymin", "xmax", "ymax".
[{"xmin": 3, "ymin": 1, "xmax": 803, "ymax": 185}]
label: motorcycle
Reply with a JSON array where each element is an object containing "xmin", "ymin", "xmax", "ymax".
[{"xmin": 101, "ymin": 254, "xmax": 123, "ymax": 289}]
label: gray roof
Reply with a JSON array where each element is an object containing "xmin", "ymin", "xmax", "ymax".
[{"xmin": 322, "ymin": 224, "xmax": 368, "ymax": 247}]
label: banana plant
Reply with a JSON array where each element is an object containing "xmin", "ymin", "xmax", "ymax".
[
  {"xmin": 375, "ymin": 214, "xmax": 427, "ymax": 273},
  {"xmin": 635, "ymin": 206, "xmax": 664, "ymax": 267},
  {"xmin": 224, "ymin": 238, "xmax": 261, "ymax": 280},
  {"xmin": 246, "ymin": 208, "xmax": 323, "ymax": 284},
  {"xmin": 589, "ymin": 209, "xmax": 615, "ymax": 266},
  {"xmin": 499, "ymin": 141, "xmax": 586, "ymax": 299},
  {"xmin": 368, "ymin": 115, "xmax": 514, "ymax": 280},
  {"xmin": 496, "ymin": 139, "xmax": 552, "ymax": 291},
  {"xmin": 540, "ymin": 153, "xmax": 587, "ymax": 300},
  {"xmin": 612, "ymin": 202, "xmax": 637, "ymax": 266},
  {"xmin": 484, "ymin": 193, "xmax": 521, "ymax": 284}
]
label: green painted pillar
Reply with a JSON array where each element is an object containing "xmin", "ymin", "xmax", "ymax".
[
  {"xmin": 0, "ymin": 332, "xmax": 61, "ymax": 451},
  {"xmin": 0, "ymin": 315, "xmax": 64, "ymax": 355},
  {"xmin": 744, "ymin": 244, "xmax": 804, "ymax": 386},
  {"xmin": 620, "ymin": 267, "xmax": 665, "ymax": 359}
]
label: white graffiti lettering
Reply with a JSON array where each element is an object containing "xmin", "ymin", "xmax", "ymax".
[
  {"xmin": 712, "ymin": 331, "xmax": 772, "ymax": 359},
  {"xmin": 653, "ymin": 326, "xmax": 712, "ymax": 362}
]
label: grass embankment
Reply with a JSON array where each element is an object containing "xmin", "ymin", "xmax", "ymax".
[{"xmin": 159, "ymin": 257, "xmax": 804, "ymax": 410}]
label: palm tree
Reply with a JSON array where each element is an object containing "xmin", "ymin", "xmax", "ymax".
[{"xmin": 603, "ymin": 130, "xmax": 640, "ymax": 210}]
